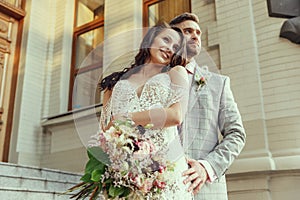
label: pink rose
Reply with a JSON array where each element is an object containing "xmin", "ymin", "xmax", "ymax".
[
  {"xmin": 158, "ymin": 165, "xmax": 166, "ymax": 173},
  {"xmin": 153, "ymin": 180, "xmax": 166, "ymax": 189}
]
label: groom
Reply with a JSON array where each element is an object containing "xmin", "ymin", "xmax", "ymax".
[{"xmin": 170, "ymin": 13, "xmax": 246, "ymax": 200}]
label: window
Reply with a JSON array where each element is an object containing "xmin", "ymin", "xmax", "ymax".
[
  {"xmin": 69, "ymin": 0, "xmax": 104, "ymax": 110},
  {"xmin": 143, "ymin": 0, "xmax": 191, "ymax": 27}
]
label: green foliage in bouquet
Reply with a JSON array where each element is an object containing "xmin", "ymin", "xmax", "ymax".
[{"xmin": 65, "ymin": 146, "xmax": 131, "ymax": 200}]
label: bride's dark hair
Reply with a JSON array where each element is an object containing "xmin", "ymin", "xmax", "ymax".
[{"xmin": 99, "ymin": 22, "xmax": 187, "ymax": 91}]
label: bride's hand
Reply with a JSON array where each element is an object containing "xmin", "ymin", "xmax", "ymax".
[{"xmin": 182, "ymin": 158, "xmax": 208, "ymax": 195}]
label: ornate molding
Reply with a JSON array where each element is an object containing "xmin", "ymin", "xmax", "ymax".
[
  {"xmin": 0, "ymin": 13, "xmax": 13, "ymax": 46},
  {"xmin": 0, "ymin": 1, "xmax": 25, "ymax": 20}
]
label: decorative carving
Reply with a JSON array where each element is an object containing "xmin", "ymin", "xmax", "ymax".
[
  {"xmin": 0, "ymin": 52, "xmax": 4, "ymax": 67},
  {"xmin": 0, "ymin": 38, "xmax": 10, "ymax": 53},
  {"xmin": 0, "ymin": 0, "xmax": 25, "ymax": 20},
  {"xmin": 0, "ymin": 15, "xmax": 10, "ymax": 42},
  {"xmin": 0, "ymin": 21, "xmax": 7, "ymax": 33}
]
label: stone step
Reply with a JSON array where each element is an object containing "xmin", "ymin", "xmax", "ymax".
[
  {"xmin": 0, "ymin": 187, "xmax": 71, "ymax": 200},
  {"xmin": 0, "ymin": 162, "xmax": 83, "ymax": 200},
  {"xmin": 0, "ymin": 174, "xmax": 77, "ymax": 193},
  {"xmin": 0, "ymin": 162, "xmax": 82, "ymax": 183}
]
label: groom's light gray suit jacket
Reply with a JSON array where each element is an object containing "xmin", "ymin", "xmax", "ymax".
[{"xmin": 182, "ymin": 63, "xmax": 246, "ymax": 200}]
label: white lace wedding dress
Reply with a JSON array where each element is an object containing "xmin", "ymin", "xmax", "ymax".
[{"xmin": 107, "ymin": 72, "xmax": 193, "ymax": 200}]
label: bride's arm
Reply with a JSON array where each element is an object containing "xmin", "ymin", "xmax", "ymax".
[
  {"xmin": 117, "ymin": 66, "xmax": 189, "ymax": 128},
  {"xmin": 102, "ymin": 89, "xmax": 112, "ymax": 106},
  {"xmin": 130, "ymin": 103, "xmax": 183, "ymax": 128}
]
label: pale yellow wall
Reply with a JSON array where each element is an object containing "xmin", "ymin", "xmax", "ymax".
[
  {"xmin": 253, "ymin": 0, "xmax": 300, "ymax": 170},
  {"xmin": 227, "ymin": 170, "xmax": 300, "ymax": 200},
  {"xmin": 10, "ymin": 0, "xmax": 74, "ymax": 166},
  {"xmin": 103, "ymin": 0, "xmax": 143, "ymax": 76},
  {"xmin": 43, "ymin": 0, "xmax": 74, "ymax": 116},
  {"xmin": 10, "ymin": 0, "xmax": 56, "ymax": 166},
  {"xmin": 41, "ymin": 117, "xmax": 89, "ymax": 172}
]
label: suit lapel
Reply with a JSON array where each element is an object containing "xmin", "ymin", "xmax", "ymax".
[{"xmin": 188, "ymin": 65, "xmax": 212, "ymax": 112}]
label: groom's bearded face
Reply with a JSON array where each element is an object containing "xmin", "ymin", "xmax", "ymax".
[{"xmin": 175, "ymin": 20, "xmax": 202, "ymax": 58}]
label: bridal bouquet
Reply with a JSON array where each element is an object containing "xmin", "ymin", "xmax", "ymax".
[{"xmin": 66, "ymin": 119, "xmax": 175, "ymax": 200}]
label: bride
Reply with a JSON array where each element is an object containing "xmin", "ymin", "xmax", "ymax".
[{"xmin": 99, "ymin": 22, "xmax": 193, "ymax": 200}]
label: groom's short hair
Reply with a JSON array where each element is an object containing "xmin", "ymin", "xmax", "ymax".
[{"xmin": 169, "ymin": 12, "xmax": 199, "ymax": 25}]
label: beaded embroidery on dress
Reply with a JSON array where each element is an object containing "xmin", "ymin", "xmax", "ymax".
[{"xmin": 109, "ymin": 73, "xmax": 193, "ymax": 200}]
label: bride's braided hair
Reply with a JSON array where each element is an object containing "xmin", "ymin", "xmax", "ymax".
[{"xmin": 99, "ymin": 22, "xmax": 187, "ymax": 91}]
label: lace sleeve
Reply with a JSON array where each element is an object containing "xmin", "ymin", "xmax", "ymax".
[{"xmin": 167, "ymin": 83, "xmax": 188, "ymax": 106}]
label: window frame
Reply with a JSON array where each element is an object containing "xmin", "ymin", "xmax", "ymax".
[
  {"xmin": 142, "ymin": 0, "xmax": 165, "ymax": 27},
  {"xmin": 68, "ymin": 3, "xmax": 104, "ymax": 110},
  {"xmin": 143, "ymin": 0, "xmax": 191, "ymax": 27}
]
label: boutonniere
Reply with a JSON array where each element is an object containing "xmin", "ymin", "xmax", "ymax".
[{"xmin": 195, "ymin": 74, "xmax": 206, "ymax": 91}]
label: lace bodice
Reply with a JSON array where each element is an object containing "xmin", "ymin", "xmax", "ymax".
[{"xmin": 111, "ymin": 73, "xmax": 184, "ymax": 115}]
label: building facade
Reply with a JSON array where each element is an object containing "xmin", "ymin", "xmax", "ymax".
[{"xmin": 0, "ymin": 0, "xmax": 299, "ymax": 199}]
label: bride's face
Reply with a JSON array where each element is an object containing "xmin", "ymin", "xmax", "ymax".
[{"xmin": 148, "ymin": 29, "xmax": 181, "ymax": 66}]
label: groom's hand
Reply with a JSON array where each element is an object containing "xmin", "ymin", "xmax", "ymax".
[{"xmin": 182, "ymin": 158, "xmax": 208, "ymax": 195}]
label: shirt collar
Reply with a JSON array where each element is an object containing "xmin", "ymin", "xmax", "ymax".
[{"xmin": 185, "ymin": 59, "xmax": 197, "ymax": 74}]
